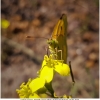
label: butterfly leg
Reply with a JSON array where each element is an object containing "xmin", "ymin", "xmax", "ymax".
[
  {"xmin": 53, "ymin": 48, "xmax": 64, "ymax": 64},
  {"xmin": 55, "ymin": 48, "xmax": 62, "ymax": 60},
  {"xmin": 55, "ymin": 47, "xmax": 64, "ymax": 63},
  {"xmin": 57, "ymin": 49, "xmax": 62, "ymax": 61},
  {"xmin": 45, "ymin": 47, "xmax": 49, "ymax": 56},
  {"xmin": 55, "ymin": 47, "xmax": 58, "ymax": 60}
]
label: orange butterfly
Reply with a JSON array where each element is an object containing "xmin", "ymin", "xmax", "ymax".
[{"xmin": 47, "ymin": 14, "xmax": 67, "ymax": 63}]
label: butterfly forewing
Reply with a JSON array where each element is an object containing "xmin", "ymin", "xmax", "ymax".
[{"xmin": 48, "ymin": 14, "xmax": 68, "ymax": 63}]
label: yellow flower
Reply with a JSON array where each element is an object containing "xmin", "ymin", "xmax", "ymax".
[
  {"xmin": 37, "ymin": 54, "xmax": 70, "ymax": 96},
  {"xmin": 16, "ymin": 54, "xmax": 71, "ymax": 98},
  {"xmin": 29, "ymin": 77, "xmax": 45, "ymax": 93},
  {"xmin": 63, "ymin": 94, "xmax": 72, "ymax": 98},
  {"xmin": 16, "ymin": 79, "xmax": 33, "ymax": 98},
  {"xmin": 38, "ymin": 54, "xmax": 70, "ymax": 83},
  {"xmin": 16, "ymin": 78, "xmax": 47, "ymax": 98},
  {"xmin": 54, "ymin": 93, "xmax": 72, "ymax": 98},
  {"xmin": 1, "ymin": 19, "xmax": 10, "ymax": 29}
]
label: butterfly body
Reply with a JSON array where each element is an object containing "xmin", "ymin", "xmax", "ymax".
[{"xmin": 47, "ymin": 14, "xmax": 67, "ymax": 63}]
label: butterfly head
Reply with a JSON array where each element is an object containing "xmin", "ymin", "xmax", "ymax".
[{"xmin": 47, "ymin": 39, "xmax": 58, "ymax": 49}]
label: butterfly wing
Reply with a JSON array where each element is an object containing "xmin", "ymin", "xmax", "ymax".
[
  {"xmin": 51, "ymin": 14, "xmax": 68, "ymax": 63},
  {"xmin": 51, "ymin": 14, "xmax": 67, "ymax": 40}
]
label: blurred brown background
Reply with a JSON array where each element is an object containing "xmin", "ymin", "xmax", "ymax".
[{"xmin": 1, "ymin": 0, "xmax": 99, "ymax": 98}]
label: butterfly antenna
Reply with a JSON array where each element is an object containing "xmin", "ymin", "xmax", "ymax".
[{"xmin": 26, "ymin": 36, "xmax": 48, "ymax": 40}]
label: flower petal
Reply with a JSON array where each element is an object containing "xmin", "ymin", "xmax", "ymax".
[
  {"xmin": 29, "ymin": 78, "xmax": 45, "ymax": 93},
  {"xmin": 54, "ymin": 62, "xmax": 70, "ymax": 76},
  {"xmin": 40, "ymin": 66, "xmax": 54, "ymax": 83}
]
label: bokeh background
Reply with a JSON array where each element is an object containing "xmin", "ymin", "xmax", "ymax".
[{"xmin": 1, "ymin": 0, "xmax": 99, "ymax": 98}]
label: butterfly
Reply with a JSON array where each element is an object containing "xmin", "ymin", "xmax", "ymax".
[
  {"xmin": 47, "ymin": 14, "xmax": 67, "ymax": 64},
  {"xmin": 47, "ymin": 14, "xmax": 75, "ymax": 84}
]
